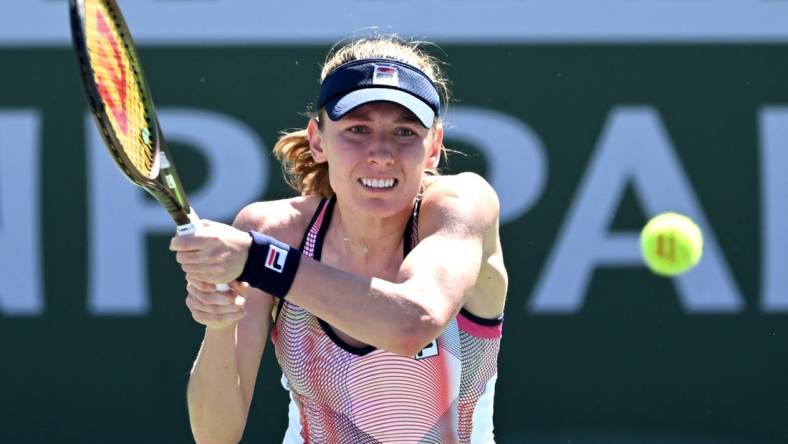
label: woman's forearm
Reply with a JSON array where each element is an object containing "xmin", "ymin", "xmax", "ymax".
[
  {"xmin": 187, "ymin": 326, "xmax": 248, "ymax": 444},
  {"xmin": 286, "ymin": 257, "xmax": 441, "ymax": 356}
]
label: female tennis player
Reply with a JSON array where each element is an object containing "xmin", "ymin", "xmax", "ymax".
[{"xmin": 170, "ymin": 35, "xmax": 508, "ymax": 444}]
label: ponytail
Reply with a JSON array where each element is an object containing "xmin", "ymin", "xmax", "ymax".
[{"xmin": 273, "ymin": 127, "xmax": 333, "ymax": 197}]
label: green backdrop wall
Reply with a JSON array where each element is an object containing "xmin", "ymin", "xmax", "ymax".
[{"xmin": 1, "ymin": 42, "xmax": 788, "ymax": 443}]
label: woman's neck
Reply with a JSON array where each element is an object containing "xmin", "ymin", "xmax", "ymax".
[{"xmin": 329, "ymin": 199, "xmax": 413, "ymax": 261}]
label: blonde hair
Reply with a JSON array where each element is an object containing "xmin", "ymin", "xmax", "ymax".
[{"xmin": 273, "ymin": 35, "xmax": 451, "ymax": 197}]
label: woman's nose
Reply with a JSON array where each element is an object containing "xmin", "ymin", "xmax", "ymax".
[{"xmin": 366, "ymin": 140, "xmax": 395, "ymax": 166}]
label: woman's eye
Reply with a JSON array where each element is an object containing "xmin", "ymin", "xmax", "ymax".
[
  {"xmin": 394, "ymin": 128, "xmax": 416, "ymax": 137},
  {"xmin": 347, "ymin": 126, "xmax": 368, "ymax": 134}
]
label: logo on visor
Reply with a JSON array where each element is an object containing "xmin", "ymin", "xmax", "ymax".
[{"xmin": 372, "ymin": 64, "xmax": 399, "ymax": 87}]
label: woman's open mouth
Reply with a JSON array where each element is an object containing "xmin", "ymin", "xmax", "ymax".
[{"xmin": 359, "ymin": 177, "xmax": 398, "ymax": 190}]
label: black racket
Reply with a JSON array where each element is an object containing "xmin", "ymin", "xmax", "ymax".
[{"xmin": 69, "ymin": 0, "xmax": 229, "ymax": 291}]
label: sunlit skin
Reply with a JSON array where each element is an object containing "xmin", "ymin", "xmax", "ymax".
[
  {"xmin": 307, "ymin": 101, "xmax": 443, "ymax": 263},
  {"xmin": 166, "ymin": 42, "xmax": 508, "ymax": 443},
  {"xmin": 170, "ymin": 105, "xmax": 507, "ymax": 444}
]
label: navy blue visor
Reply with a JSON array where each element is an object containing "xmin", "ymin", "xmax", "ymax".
[{"xmin": 317, "ymin": 59, "xmax": 441, "ymax": 128}]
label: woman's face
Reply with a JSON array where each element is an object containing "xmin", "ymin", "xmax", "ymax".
[{"xmin": 308, "ymin": 101, "xmax": 442, "ymax": 218}]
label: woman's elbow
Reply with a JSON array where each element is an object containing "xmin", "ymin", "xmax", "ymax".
[
  {"xmin": 189, "ymin": 407, "xmax": 246, "ymax": 444},
  {"xmin": 192, "ymin": 429, "xmax": 243, "ymax": 444},
  {"xmin": 389, "ymin": 312, "xmax": 447, "ymax": 357}
]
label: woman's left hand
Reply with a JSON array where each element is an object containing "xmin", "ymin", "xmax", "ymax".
[{"xmin": 169, "ymin": 219, "xmax": 253, "ymax": 284}]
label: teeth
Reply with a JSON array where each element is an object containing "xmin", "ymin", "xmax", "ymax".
[{"xmin": 361, "ymin": 178, "xmax": 395, "ymax": 188}]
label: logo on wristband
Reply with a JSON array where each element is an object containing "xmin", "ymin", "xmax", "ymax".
[{"xmin": 265, "ymin": 245, "xmax": 288, "ymax": 273}]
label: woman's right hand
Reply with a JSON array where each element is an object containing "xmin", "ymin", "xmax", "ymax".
[{"xmin": 185, "ymin": 276, "xmax": 248, "ymax": 330}]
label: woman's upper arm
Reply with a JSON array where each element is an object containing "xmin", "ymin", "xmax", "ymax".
[
  {"xmin": 229, "ymin": 198, "xmax": 305, "ymax": 407},
  {"xmin": 397, "ymin": 173, "xmax": 501, "ymax": 326},
  {"xmin": 235, "ymin": 285, "xmax": 274, "ymax": 408}
]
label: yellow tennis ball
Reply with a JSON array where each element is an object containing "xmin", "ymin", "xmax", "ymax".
[{"xmin": 640, "ymin": 212, "xmax": 703, "ymax": 276}]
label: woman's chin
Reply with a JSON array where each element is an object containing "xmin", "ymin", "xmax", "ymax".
[{"xmin": 344, "ymin": 195, "xmax": 413, "ymax": 219}]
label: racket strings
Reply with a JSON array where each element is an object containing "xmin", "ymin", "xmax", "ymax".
[{"xmin": 84, "ymin": 0, "xmax": 154, "ymax": 176}]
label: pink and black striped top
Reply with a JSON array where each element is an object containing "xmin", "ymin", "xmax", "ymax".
[{"xmin": 271, "ymin": 197, "xmax": 503, "ymax": 443}]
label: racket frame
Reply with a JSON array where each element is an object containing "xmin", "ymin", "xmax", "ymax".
[
  {"xmin": 70, "ymin": 0, "xmax": 231, "ymax": 291},
  {"xmin": 69, "ymin": 0, "xmax": 193, "ymax": 228}
]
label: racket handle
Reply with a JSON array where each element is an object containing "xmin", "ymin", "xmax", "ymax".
[{"xmin": 177, "ymin": 209, "xmax": 231, "ymax": 292}]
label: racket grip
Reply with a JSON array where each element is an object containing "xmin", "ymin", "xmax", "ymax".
[{"xmin": 177, "ymin": 209, "xmax": 230, "ymax": 292}]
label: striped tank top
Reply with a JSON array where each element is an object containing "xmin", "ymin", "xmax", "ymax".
[{"xmin": 271, "ymin": 196, "xmax": 503, "ymax": 443}]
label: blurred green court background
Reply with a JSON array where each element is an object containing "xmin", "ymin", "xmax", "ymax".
[{"xmin": 2, "ymin": 2, "xmax": 788, "ymax": 443}]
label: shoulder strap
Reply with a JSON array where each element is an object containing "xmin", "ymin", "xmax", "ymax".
[
  {"xmin": 301, "ymin": 196, "xmax": 335, "ymax": 260},
  {"xmin": 275, "ymin": 196, "xmax": 334, "ymax": 325},
  {"xmin": 403, "ymin": 197, "xmax": 421, "ymax": 257}
]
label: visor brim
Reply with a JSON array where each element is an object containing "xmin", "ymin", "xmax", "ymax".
[{"xmin": 324, "ymin": 88, "xmax": 436, "ymax": 128}]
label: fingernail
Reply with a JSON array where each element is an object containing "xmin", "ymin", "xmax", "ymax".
[{"xmin": 234, "ymin": 296, "xmax": 246, "ymax": 306}]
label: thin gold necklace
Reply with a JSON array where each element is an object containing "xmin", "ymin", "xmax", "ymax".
[{"xmin": 343, "ymin": 237, "xmax": 369, "ymax": 254}]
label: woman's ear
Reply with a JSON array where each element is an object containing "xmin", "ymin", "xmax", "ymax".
[
  {"xmin": 426, "ymin": 125, "xmax": 443, "ymax": 170},
  {"xmin": 307, "ymin": 118, "xmax": 327, "ymax": 163}
]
